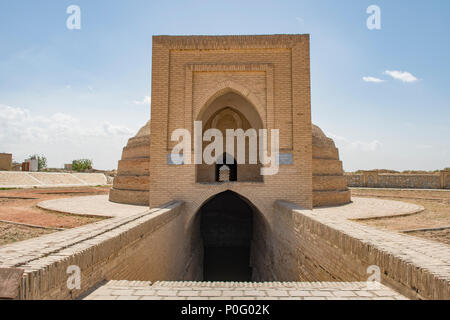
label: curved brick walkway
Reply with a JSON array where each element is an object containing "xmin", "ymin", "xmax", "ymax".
[
  {"xmin": 37, "ymin": 195, "xmax": 148, "ymax": 217},
  {"xmin": 314, "ymin": 197, "xmax": 424, "ymax": 220},
  {"xmin": 37, "ymin": 195, "xmax": 424, "ymax": 220},
  {"xmin": 83, "ymin": 280, "xmax": 407, "ymax": 300}
]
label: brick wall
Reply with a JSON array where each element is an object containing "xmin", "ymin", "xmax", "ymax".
[
  {"xmin": 260, "ymin": 201, "xmax": 449, "ymax": 300},
  {"xmin": 1, "ymin": 199, "xmax": 448, "ymax": 299},
  {"xmin": 0, "ymin": 201, "xmax": 203, "ymax": 300},
  {"xmin": 0, "ymin": 153, "xmax": 12, "ymax": 171},
  {"xmin": 345, "ymin": 171, "xmax": 449, "ymax": 189},
  {"xmin": 149, "ymin": 34, "xmax": 313, "ymax": 226}
]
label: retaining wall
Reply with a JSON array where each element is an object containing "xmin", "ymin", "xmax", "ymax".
[
  {"xmin": 345, "ymin": 171, "xmax": 450, "ymax": 189},
  {"xmin": 262, "ymin": 201, "xmax": 449, "ymax": 300},
  {"xmin": 1, "ymin": 199, "xmax": 448, "ymax": 300},
  {"xmin": 0, "ymin": 201, "xmax": 202, "ymax": 300},
  {"xmin": 0, "ymin": 171, "xmax": 108, "ymax": 188}
]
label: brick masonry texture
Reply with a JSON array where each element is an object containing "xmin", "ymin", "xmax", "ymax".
[
  {"xmin": 110, "ymin": 34, "xmax": 350, "ymax": 209},
  {"xmin": 264, "ymin": 201, "xmax": 450, "ymax": 300},
  {"xmin": 0, "ymin": 201, "xmax": 193, "ymax": 299},
  {"xmin": 0, "ymin": 198, "xmax": 447, "ymax": 300},
  {"xmin": 109, "ymin": 121, "xmax": 150, "ymax": 205},
  {"xmin": 0, "ymin": 153, "xmax": 12, "ymax": 171},
  {"xmin": 346, "ymin": 171, "xmax": 450, "ymax": 189},
  {"xmin": 84, "ymin": 280, "xmax": 407, "ymax": 300},
  {"xmin": 149, "ymin": 34, "xmax": 314, "ymax": 220}
]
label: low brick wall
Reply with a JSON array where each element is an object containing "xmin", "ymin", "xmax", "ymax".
[
  {"xmin": 263, "ymin": 201, "xmax": 449, "ymax": 300},
  {"xmin": 345, "ymin": 171, "xmax": 450, "ymax": 189},
  {"xmin": 0, "ymin": 201, "xmax": 202, "ymax": 300},
  {"xmin": 1, "ymin": 198, "xmax": 448, "ymax": 300},
  {"xmin": 0, "ymin": 171, "xmax": 109, "ymax": 188}
]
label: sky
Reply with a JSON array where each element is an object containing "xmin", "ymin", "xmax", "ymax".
[{"xmin": 0, "ymin": 0, "xmax": 449, "ymax": 171}]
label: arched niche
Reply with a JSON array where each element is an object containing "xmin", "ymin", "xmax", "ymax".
[{"xmin": 195, "ymin": 91, "xmax": 264, "ymax": 183}]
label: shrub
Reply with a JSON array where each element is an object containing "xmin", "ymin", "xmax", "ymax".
[{"xmin": 72, "ymin": 159, "xmax": 93, "ymax": 172}]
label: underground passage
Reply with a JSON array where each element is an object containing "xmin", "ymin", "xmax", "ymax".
[{"xmin": 199, "ymin": 191, "xmax": 256, "ymax": 281}]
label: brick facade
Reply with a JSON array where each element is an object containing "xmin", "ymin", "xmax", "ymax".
[{"xmin": 149, "ymin": 34, "xmax": 313, "ymax": 224}]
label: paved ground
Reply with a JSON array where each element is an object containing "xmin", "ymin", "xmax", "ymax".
[
  {"xmin": 37, "ymin": 195, "xmax": 148, "ymax": 217},
  {"xmin": 37, "ymin": 195, "xmax": 423, "ymax": 220},
  {"xmin": 351, "ymin": 188, "xmax": 450, "ymax": 245},
  {"xmin": 314, "ymin": 197, "xmax": 423, "ymax": 219},
  {"xmin": 83, "ymin": 280, "xmax": 407, "ymax": 300}
]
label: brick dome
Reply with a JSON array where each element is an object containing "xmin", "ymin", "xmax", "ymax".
[
  {"xmin": 312, "ymin": 125, "xmax": 351, "ymax": 207},
  {"xmin": 109, "ymin": 121, "xmax": 150, "ymax": 205}
]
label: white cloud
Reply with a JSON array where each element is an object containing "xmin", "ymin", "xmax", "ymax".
[
  {"xmin": 328, "ymin": 132, "xmax": 382, "ymax": 152},
  {"xmin": 363, "ymin": 76, "xmax": 385, "ymax": 83},
  {"xmin": 0, "ymin": 104, "xmax": 136, "ymax": 169},
  {"xmin": 384, "ymin": 70, "xmax": 419, "ymax": 83},
  {"xmin": 133, "ymin": 96, "xmax": 151, "ymax": 105}
]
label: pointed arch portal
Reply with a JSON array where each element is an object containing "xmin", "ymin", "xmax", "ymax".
[
  {"xmin": 198, "ymin": 190, "xmax": 261, "ymax": 281},
  {"xmin": 196, "ymin": 90, "xmax": 264, "ymax": 183}
]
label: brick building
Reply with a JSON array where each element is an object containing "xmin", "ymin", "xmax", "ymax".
[
  {"xmin": 109, "ymin": 34, "xmax": 350, "ymax": 280},
  {"xmin": 0, "ymin": 153, "xmax": 12, "ymax": 171}
]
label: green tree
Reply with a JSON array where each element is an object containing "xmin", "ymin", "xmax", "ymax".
[
  {"xmin": 29, "ymin": 154, "xmax": 47, "ymax": 171},
  {"xmin": 72, "ymin": 159, "xmax": 93, "ymax": 172}
]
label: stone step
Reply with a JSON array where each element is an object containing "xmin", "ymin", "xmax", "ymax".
[
  {"xmin": 313, "ymin": 175, "xmax": 348, "ymax": 191},
  {"xmin": 313, "ymin": 190, "xmax": 351, "ymax": 207},
  {"xmin": 312, "ymin": 145, "xmax": 339, "ymax": 160},
  {"xmin": 126, "ymin": 135, "xmax": 150, "ymax": 148},
  {"xmin": 313, "ymin": 159, "xmax": 343, "ymax": 176},
  {"xmin": 122, "ymin": 144, "xmax": 150, "ymax": 160},
  {"xmin": 117, "ymin": 159, "xmax": 150, "ymax": 176},
  {"xmin": 109, "ymin": 188, "xmax": 149, "ymax": 206},
  {"xmin": 83, "ymin": 280, "xmax": 407, "ymax": 300},
  {"xmin": 113, "ymin": 175, "xmax": 149, "ymax": 191}
]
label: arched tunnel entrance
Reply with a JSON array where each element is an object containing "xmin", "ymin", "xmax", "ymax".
[{"xmin": 199, "ymin": 191, "xmax": 258, "ymax": 281}]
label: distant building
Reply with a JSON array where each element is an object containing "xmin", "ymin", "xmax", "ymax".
[
  {"xmin": 0, "ymin": 153, "xmax": 12, "ymax": 171},
  {"xmin": 23, "ymin": 158, "xmax": 38, "ymax": 172}
]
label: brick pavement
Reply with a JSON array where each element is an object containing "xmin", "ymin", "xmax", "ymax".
[{"xmin": 84, "ymin": 280, "xmax": 408, "ymax": 300}]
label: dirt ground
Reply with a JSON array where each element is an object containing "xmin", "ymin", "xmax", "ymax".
[
  {"xmin": 0, "ymin": 186, "xmax": 110, "ymax": 245},
  {"xmin": 0, "ymin": 223, "xmax": 55, "ymax": 246},
  {"xmin": 351, "ymin": 188, "xmax": 450, "ymax": 245}
]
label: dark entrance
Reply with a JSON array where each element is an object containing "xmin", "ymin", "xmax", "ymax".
[
  {"xmin": 215, "ymin": 153, "xmax": 237, "ymax": 182},
  {"xmin": 200, "ymin": 191, "xmax": 253, "ymax": 281}
]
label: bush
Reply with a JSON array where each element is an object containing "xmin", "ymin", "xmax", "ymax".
[
  {"xmin": 29, "ymin": 154, "xmax": 47, "ymax": 172},
  {"xmin": 72, "ymin": 159, "xmax": 93, "ymax": 172}
]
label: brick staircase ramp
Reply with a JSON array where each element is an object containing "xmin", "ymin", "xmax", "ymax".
[
  {"xmin": 83, "ymin": 280, "xmax": 407, "ymax": 300},
  {"xmin": 0, "ymin": 199, "xmax": 448, "ymax": 300},
  {"xmin": 0, "ymin": 171, "xmax": 108, "ymax": 188}
]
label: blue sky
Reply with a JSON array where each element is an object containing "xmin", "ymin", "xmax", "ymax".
[{"xmin": 0, "ymin": 0, "xmax": 449, "ymax": 170}]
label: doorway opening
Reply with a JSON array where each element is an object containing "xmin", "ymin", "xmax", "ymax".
[
  {"xmin": 215, "ymin": 153, "xmax": 237, "ymax": 182},
  {"xmin": 199, "ymin": 191, "xmax": 255, "ymax": 281}
]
